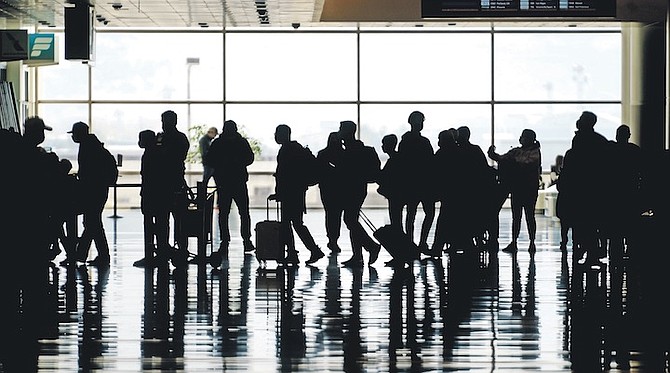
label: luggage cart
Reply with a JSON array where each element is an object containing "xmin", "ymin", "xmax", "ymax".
[{"xmin": 173, "ymin": 181, "xmax": 215, "ymax": 265}]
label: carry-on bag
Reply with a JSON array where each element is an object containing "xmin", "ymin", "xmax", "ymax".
[
  {"xmin": 359, "ymin": 211, "xmax": 416, "ymax": 265},
  {"xmin": 255, "ymin": 197, "xmax": 283, "ymax": 266}
]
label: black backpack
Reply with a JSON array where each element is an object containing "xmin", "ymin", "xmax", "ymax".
[
  {"xmin": 100, "ymin": 146, "xmax": 119, "ymax": 186},
  {"xmin": 301, "ymin": 145, "xmax": 320, "ymax": 187}
]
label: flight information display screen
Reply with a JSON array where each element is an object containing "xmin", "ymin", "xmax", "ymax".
[{"xmin": 422, "ymin": 0, "xmax": 615, "ymax": 18}]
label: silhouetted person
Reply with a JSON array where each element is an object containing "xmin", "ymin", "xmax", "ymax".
[
  {"xmin": 205, "ymin": 120, "xmax": 255, "ymax": 260},
  {"xmin": 337, "ymin": 120, "xmax": 381, "ymax": 267},
  {"xmin": 559, "ymin": 111, "xmax": 610, "ymax": 265},
  {"xmin": 317, "ymin": 132, "xmax": 345, "ymax": 253},
  {"xmin": 431, "ymin": 129, "xmax": 460, "ymax": 256},
  {"xmin": 549, "ymin": 154, "xmax": 564, "ymax": 187},
  {"xmin": 488, "ymin": 129, "xmax": 542, "ymax": 254},
  {"xmin": 158, "ymin": 110, "xmax": 190, "ymax": 262},
  {"xmin": 377, "ymin": 134, "xmax": 405, "ymax": 228},
  {"xmin": 54, "ymin": 158, "xmax": 80, "ymax": 266},
  {"xmin": 453, "ymin": 126, "xmax": 488, "ymax": 249},
  {"xmin": 70, "ymin": 121, "xmax": 115, "ymax": 266},
  {"xmin": 200, "ymin": 126, "xmax": 218, "ymax": 185},
  {"xmin": 23, "ymin": 117, "xmax": 60, "ymax": 260},
  {"xmin": 606, "ymin": 124, "xmax": 642, "ymax": 264},
  {"xmin": 269, "ymin": 124, "xmax": 325, "ymax": 265},
  {"xmin": 134, "ymin": 130, "xmax": 171, "ymax": 267},
  {"xmin": 398, "ymin": 111, "xmax": 435, "ymax": 254}
]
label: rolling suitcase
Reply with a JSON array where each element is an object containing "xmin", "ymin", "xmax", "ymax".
[
  {"xmin": 359, "ymin": 211, "xmax": 416, "ymax": 265},
  {"xmin": 255, "ymin": 198, "xmax": 283, "ymax": 266}
]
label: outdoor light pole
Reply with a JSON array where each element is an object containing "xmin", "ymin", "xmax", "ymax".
[
  {"xmin": 186, "ymin": 57, "xmax": 200, "ymax": 132},
  {"xmin": 186, "ymin": 57, "xmax": 200, "ymax": 175}
]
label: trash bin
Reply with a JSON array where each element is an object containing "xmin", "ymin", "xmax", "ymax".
[{"xmin": 544, "ymin": 184, "xmax": 558, "ymax": 218}]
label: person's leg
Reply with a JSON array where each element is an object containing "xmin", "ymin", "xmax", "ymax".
[
  {"xmin": 233, "ymin": 183, "xmax": 254, "ymax": 251},
  {"xmin": 90, "ymin": 188, "xmax": 110, "ymax": 262},
  {"xmin": 505, "ymin": 193, "xmax": 522, "ymax": 252},
  {"xmin": 389, "ymin": 199, "xmax": 403, "ymax": 229},
  {"xmin": 560, "ymin": 220, "xmax": 569, "ymax": 251},
  {"xmin": 431, "ymin": 201, "xmax": 447, "ymax": 254},
  {"xmin": 216, "ymin": 188, "xmax": 234, "ymax": 252},
  {"xmin": 405, "ymin": 200, "xmax": 419, "ymax": 243},
  {"xmin": 291, "ymin": 205, "xmax": 323, "ymax": 263},
  {"xmin": 419, "ymin": 199, "xmax": 436, "ymax": 249},
  {"xmin": 347, "ymin": 196, "xmax": 381, "ymax": 264},
  {"xmin": 523, "ymin": 202, "xmax": 537, "ymax": 253},
  {"xmin": 342, "ymin": 203, "xmax": 364, "ymax": 265},
  {"xmin": 281, "ymin": 201, "xmax": 298, "ymax": 262}
]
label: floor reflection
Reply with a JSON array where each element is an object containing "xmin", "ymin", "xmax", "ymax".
[{"xmin": 1, "ymin": 209, "xmax": 669, "ymax": 372}]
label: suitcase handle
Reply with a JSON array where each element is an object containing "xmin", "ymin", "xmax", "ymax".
[
  {"xmin": 359, "ymin": 210, "xmax": 377, "ymax": 232},
  {"xmin": 266, "ymin": 196, "xmax": 279, "ymax": 221}
]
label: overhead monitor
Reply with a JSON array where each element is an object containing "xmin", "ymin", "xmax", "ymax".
[{"xmin": 422, "ymin": 0, "xmax": 616, "ymax": 18}]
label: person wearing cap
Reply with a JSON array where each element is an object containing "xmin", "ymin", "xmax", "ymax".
[
  {"xmin": 23, "ymin": 116, "xmax": 61, "ymax": 262},
  {"xmin": 69, "ymin": 121, "xmax": 113, "ymax": 266},
  {"xmin": 204, "ymin": 120, "xmax": 255, "ymax": 265}
]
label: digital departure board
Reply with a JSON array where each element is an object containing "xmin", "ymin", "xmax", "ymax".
[{"xmin": 422, "ymin": 0, "xmax": 616, "ymax": 18}]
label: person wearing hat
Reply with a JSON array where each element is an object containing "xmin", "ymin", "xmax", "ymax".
[
  {"xmin": 23, "ymin": 117, "xmax": 61, "ymax": 261},
  {"xmin": 69, "ymin": 121, "xmax": 115, "ymax": 266}
]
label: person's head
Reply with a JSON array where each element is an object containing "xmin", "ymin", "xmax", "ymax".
[
  {"xmin": 616, "ymin": 125, "xmax": 631, "ymax": 144},
  {"xmin": 274, "ymin": 124, "xmax": 291, "ymax": 145},
  {"xmin": 519, "ymin": 129, "xmax": 537, "ymax": 147},
  {"xmin": 576, "ymin": 111, "xmax": 597, "ymax": 131},
  {"xmin": 68, "ymin": 121, "xmax": 89, "ymax": 143},
  {"xmin": 438, "ymin": 129, "xmax": 457, "ymax": 149},
  {"xmin": 222, "ymin": 120, "xmax": 238, "ymax": 136},
  {"xmin": 23, "ymin": 116, "xmax": 52, "ymax": 146},
  {"xmin": 59, "ymin": 158, "xmax": 73, "ymax": 175},
  {"xmin": 338, "ymin": 120, "xmax": 357, "ymax": 143},
  {"xmin": 381, "ymin": 134, "xmax": 398, "ymax": 155},
  {"xmin": 206, "ymin": 127, "xmax": 218, "ymax": 139},
  {"xmin": 555, "ymin": 154, "xmax": 564, "ymax": 167},
  {"xmin": 161, "ymin": 110, "xmax": 178, "ymax": 132},
  {"xmin": 138, "ymin": 129, "xmax": 156, "ymax": 149},
  {"xmin": 326, "ymin": 131, "xmax": 341, "ymax": 148},
  {"xmin": 456, "ymin": 126, "xmax": 471, "ymax": 144},
  {"xmin": 408, "ymin": 111, "xmax": 425, "ymax": 132}
]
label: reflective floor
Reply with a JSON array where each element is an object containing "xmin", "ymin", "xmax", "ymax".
[{"xmin": 2, "ymin": 208, "xmax": 669, "ymax": 372}]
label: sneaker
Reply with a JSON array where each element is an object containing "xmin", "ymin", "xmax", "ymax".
[
  {"xmin": 559, "ymin": 243, "xmax": 567, "ymax": 252},
  {"xmin": 243, "ymin": 240, "xmax": 255, "ymax": 253},
  {"xmin": 418, "ymin": 242, "xmax": 431, "ymax": 257},
  {"xmin": 133, "ymin": 257, "xmax": 153, "ymax": 268},
  {"xmin": 306, "ymin": 248, "xmax": 325, "ymax": 265},
  {"xmin": 342, "ymin": 256, "xmax": 364, "ymax": 268},
  {"xmin": 327, "ymin": 242, "xmax": 341, "ymax": 254},
  {"xmin": 208, "ymin": 251, "xmax": 223, "ymax": 269},
  {"xmin": 502, "ymin": 242, "xmax": 518, "ymax": 253},
  {"xmin": 59, "ymin": 257, "xmax": 76, "ymax": 267},
  {"xmin": 284, "ymin": 252, "xmax": 300, "ymax": 265},
  {"xmin": 88, "ymin": 256, "xmax": 110, "ymax": 267},
  {"xmin": 368, "ymin": 243, "xmax": 381, "ymax": 265}
]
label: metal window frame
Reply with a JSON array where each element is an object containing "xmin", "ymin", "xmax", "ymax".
[{"xmin": 34, "ymin": 26, "xmax": 623, "ymax": 146}]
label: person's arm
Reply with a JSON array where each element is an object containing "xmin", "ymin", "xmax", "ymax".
[
  {"xmin": 242, "ymin": 138, "xmax": 255, "ymax": 166},
  {"xmin": 199, "ymin": 136, "xmax": 209, "ymax": 159},
  {"xmin": 487, "ymin": 145, "xmax": 502, "ymax": 162}
]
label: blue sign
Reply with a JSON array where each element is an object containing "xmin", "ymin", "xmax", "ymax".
[{"xmin": 28, "ymin": 33, "xmax": 55, "ymax": 61}]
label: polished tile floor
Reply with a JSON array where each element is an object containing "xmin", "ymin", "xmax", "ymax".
[{"xmin": 2, "ymin": 208, "xmax": 669, "ymax": 372}]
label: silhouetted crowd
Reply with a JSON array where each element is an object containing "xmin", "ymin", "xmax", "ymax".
[{"xmin": 3, "ymin": 109, "xmax": 670, "ymax": 272}]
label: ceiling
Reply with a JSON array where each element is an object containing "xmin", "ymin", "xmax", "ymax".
[{"xmin": 0, "ymin": 0, "xmax": 666, "ymax": 28}]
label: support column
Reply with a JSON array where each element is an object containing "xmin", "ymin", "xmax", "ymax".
[{"xmin": 622, "ymin": 21, "xmax": 668, "ymax": 151}]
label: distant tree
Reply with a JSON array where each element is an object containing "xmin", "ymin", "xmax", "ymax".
[{"xmin": 186, "ymin": 124, "xmax": 262, "ymax": 164}]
